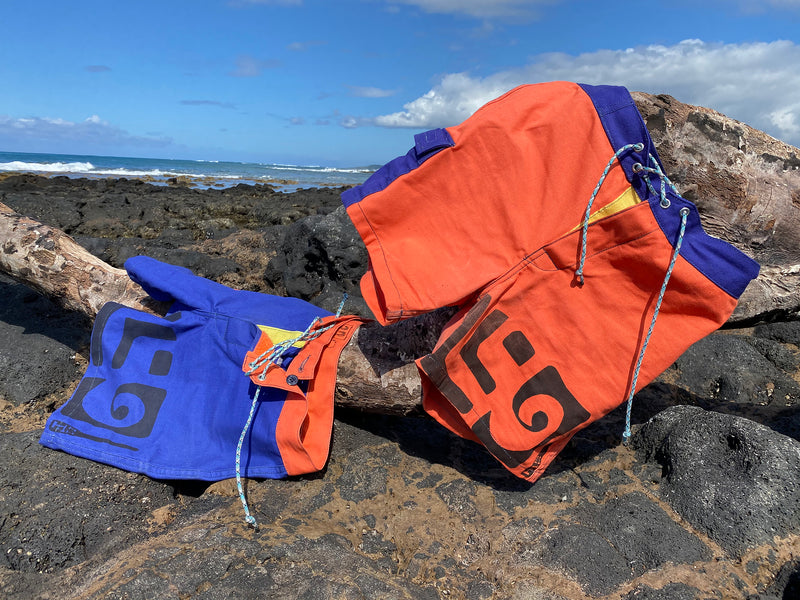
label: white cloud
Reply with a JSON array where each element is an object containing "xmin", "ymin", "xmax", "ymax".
[
  {"xmin": 770, "ymin": 104, "xmax": 800, "ymax": 137},
  {"xmin": 347, "ymin": 86, "xmax": 398, "ymax": 98},
  {"xmin": 0, "ymin": 114, "xmax": 172, "ymax": 150},
  {"xmin": 373, "ymin": 72, "xmax": 509, "ymax": 127},
  {"xmin": 339, "ymin": 115, "xmax": 375, "ymax": 129},
  {"xmin": 387, "ymin": 0, "xmax": 560, "ymax": 19},
  {"xmin": 229, "ymin": 55, "xmax": 281, "ymax": 77},
  {"xmin": 366, "ymin": 40, "xmax": 800, "ymax": 147}
]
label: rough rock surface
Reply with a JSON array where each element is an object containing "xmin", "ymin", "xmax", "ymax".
[
  {"xmin": 633, "ymin": 92, "xmax": 800, "ymax": 322},
  {"xmin": 632, "ymin": 405, "xmax": 800, "ymax": 558},
  {"xmin": 2, "ymin": 90, "xmax": 800, "ymax": 598},
  {"xmin": 264, "ymin": 206, "xmax": 371, "ymax": 316},
  {"xmin": 0, "ymin": 174, "xmax": 345, "ymax": 296}
]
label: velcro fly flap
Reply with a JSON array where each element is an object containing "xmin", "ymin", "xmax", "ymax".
[
  {"xmin": 243, "ymin": 315, "xmax": 364, "ymax": 390},
  {"xmin": 414, "ymin": 128, "xmax": 454, "ymax": 162},
  {"xmin": 241, "ymin": 315, "xmax": 366, "ymax": 476}
]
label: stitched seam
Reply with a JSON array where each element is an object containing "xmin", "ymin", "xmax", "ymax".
[{"xmin": 533, "ymin": 228, "xmax": 659, "ymax": 273}]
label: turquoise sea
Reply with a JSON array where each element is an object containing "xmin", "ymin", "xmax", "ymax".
[{"xmin": 0, "ymin": 151, "xmax": 376, "ymax": 190}]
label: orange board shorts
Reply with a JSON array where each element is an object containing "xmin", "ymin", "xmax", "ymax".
[{"xmin": 343, "ymin": 82, "xmax": 760, "ymax": 482}]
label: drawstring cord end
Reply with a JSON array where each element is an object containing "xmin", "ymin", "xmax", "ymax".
[
  {"xmin": 236, "ymin": 386, "xmax": 262, "ymax": 529},
  {"xmin": 622, "ymin": 207, "xmax": 689, "ymax": 443},
  {"xmin": 578, "ymin": 143, "xmax": 689, "ymax": 445},
  {"xmin": 235, "ymin": 293, "xmax": 350, "ymax": 527}
]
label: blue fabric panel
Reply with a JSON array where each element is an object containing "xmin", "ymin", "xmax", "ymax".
[
  {"xmin": 40, "ymin": 256, "xmax": 331, "ymax": 481},
  {"xmin": 126, "ymin": 256, "xmax": 327, "ymax": 330},
  {"xmin": 578, "ymin": 84, "xmax": 759, "ymax": 298},
  {"xmin": 341, "ymin": 127, "xmax": 454, "ymax": 208}
]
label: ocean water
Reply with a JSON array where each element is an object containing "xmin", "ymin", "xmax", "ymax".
[{"xmin": 0, "ymin": 150, "xmax": 376, "ymax": 190}]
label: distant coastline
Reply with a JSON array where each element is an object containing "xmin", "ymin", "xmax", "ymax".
[{"xmin": 0, "ymin": 150, "xmax": 376, "ymax": 191}]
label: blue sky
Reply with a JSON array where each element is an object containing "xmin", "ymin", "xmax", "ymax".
[{"xmin": 1, "ymin": 0, "xmax": 799, "ymax": 167}]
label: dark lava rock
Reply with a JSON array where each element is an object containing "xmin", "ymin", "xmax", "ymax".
[
  {"xmin": 0, "ymin": 275, "xmax": 89, "ymax": 406},
  {"xmin": 571, "ymin": 492, "xmax": 711, "ymax": 567},
  {"xmin": 674, "ymin": 334, "xmax": 800, "ymax": 407},
  {"xmin": 539, "ymin": 492, "xmax": 710, "ymax": 595},
  {"xmin": 255, "ymin": 533, "xmax": 440, "ymax": 600},
  {"xmin": 0, "ymin": 175, "xmax": 346, "ymax": 275},
  {"xmin": 0, "ymin": 430, "xmax": 177, "ymax": 573},
  {"xmin": 435, "ymin": 478, "xmax": 478, "ymax": 521},
  {"xmin": 632, "ymin": 405, "xmax": 800, "ymax": 557},
  {"xmin": 753, "ymin": 558, "xmax": 800, "ymax": 600},
  {"xmin": 0, "ymin": 175, "xmax": 343, "ymax": 237},
  {"xmin": 745, "ymin": 336, "xmax": 800, "ymax": 374},
  {"xmin": 622, "ymin": 583, "xmax": 704, "ymax": 600},
  {"xmin": 539, "ymin": 523, "xmax": 633, "ymax": 596},
  {"xmin": 264, "ymin": 206, "xmax": 370, "ymax": 316},
  {"xmin": 335, "ymin": 444, "xmax": 391, "ymax": 503},
  {"xmin": 76, "ymin": 236, "xmax": 243, "ymax": 280},
  {"xmin": 754, "ymin": 320, "xmax": 800, "ymax": 347}
]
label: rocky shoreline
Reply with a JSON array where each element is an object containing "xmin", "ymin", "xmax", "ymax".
[{"xmin": 1, "ymin": 173, "xmax": 799, "ymax": 599}]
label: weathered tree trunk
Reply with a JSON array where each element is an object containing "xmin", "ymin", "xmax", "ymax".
[
  {"xmin": 0, "ymin": 202, "xmax": 153, "ymax": 316},
  {"xmin": 0, "ymin": 200, "xmax": 426, "ymax": 415},
  {"xmin": 632, "ymin": 93, "xmax": 800, "ymax": 321}
]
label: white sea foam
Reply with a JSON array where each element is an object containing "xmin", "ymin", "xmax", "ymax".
[
  {"xmin": 1, "ymin": 161, "xmax": 170, "ymax": 179},
  {"xmin": 81, "ymin": 167, "xmax": 242, "ymax": 180},
  {"xmin": 0, "ymin": 159, "xmax": 250, "ymax": 181},
  {"xmin": 90, "ymin": 167, "xmax": 170, "ymax": 177},
  {"xmin": 318, "ymin": 166, "xmax": 375, "ymax": 173},
  {"xmin": 0, "ymin": 160, "xmax": 95, "ymax": 173},
  {"xmin": 268, "ymin": 164, "xmax": 372, "ymax": 174},
  {"xmin": 0, "ymin": 153, "xmax": 373, "ymax": 188},
  {"xmin": 269, "ymin": 164, "xmax": 315, "ymax": 172}
]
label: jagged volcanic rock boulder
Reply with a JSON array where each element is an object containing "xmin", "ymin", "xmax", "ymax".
[
  {"xmin": 632, "ymin": 405, "xmax": 800, "ymax": 558},
  {"xmin": 264, "ymin": 206, "xmax": 371, "ymax": 316}
]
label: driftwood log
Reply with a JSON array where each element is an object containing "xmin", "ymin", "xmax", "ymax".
[
  {"xmin": 632, "ymin": 93, "xmax": 800, "ymax": 321},
  {"xmin": 0, "ymin": 200, "xmax": 427, "ymax": 415},
  {"xmin": 1, "ymin": 93, "xmax": 799, "ymax": 416}
]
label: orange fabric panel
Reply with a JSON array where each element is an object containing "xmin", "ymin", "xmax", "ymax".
[
  {"xmin": 347, "ymin": 82, "xmax": 630, "ymax": 324},
  {"xmin": 344, "ymin": 81, "xmax": 759, "ymax": 484},
  {"xmin": 418, "ymin": 202, "xmax": 738, "ymax": 482}
]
